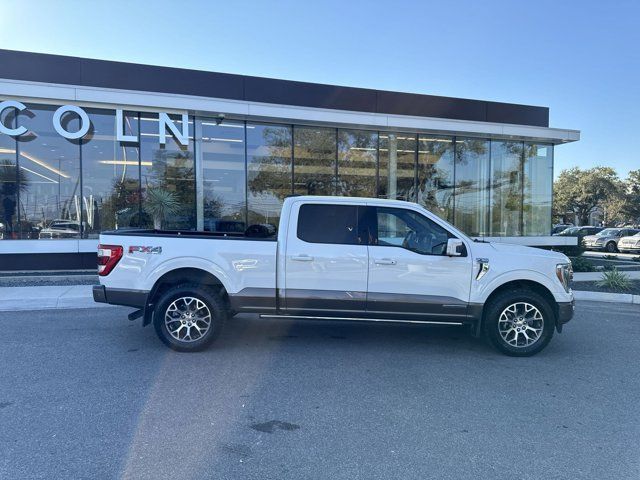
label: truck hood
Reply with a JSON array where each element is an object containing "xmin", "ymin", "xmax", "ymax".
[{"xmin": 472, "ymin": 241, "xmax": 569, "ymax": 262}]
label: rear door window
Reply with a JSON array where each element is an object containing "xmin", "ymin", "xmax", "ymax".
[{"xmin": 297, "ymin": 204, "xmax": 366, "ymax": 245}]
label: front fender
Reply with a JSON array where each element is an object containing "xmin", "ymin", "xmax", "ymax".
[{"xmin": 472, "ymin": 269, "xmax": 564, "ymax": 304}]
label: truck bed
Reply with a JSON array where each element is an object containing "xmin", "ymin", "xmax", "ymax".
[{"xmin": 101, "ymin": 228, "xmax": 277, "ymax": 241}]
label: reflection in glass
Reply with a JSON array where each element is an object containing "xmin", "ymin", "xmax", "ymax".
[
  {"xmin": 490, "ymin": 140, "xmax": 523, "ymax": 236},
  {"xmin": 199, "ymin": 119, "xmax": 246, "ymax": 233},
  {"xmin": 378, "ymin": 133, "xmax": 415, "ymax": 201},
  {"xmin": 523, "ymin": 144, "xmax": 553, "ymax": 235},
  {"xmin": 0, "ymin": 113, "xmax": 18, "ymax": 239},
  {"xmin": 82, "ymin": 109, "xmax": 140, "ymax": 237},
  {"xmin": 417, "ymin": 136, "xmax": 455, "ymax": 222},
  {"xmin": 453, "ymin": 138, "xmax": 491, "ymax": 236},
  {"xmin": 140, "ymin": 114, "xmax": 195, "ymax": 230},
  {"xmin": 293, "ymin": 127, "xmax": 336, "ymax": 196},
  {"xmin": 16, "ymin": 104, "xmax": 81, "ymax": 239},
  {"xmin": 336, "ymin": 129, "xmax": 377, "ymax": 197},
  {"xmin": 247, "ymin": 123, "xmax": 292, "ymax": 228}
]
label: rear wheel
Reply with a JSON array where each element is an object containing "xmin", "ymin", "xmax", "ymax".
[
  {"xmin": 483, "ymin": 289, "xmax": 555, "ymax": 356},
  {"xmin": 153, "ymin": 284, "xmax": 227, "ymax": 352}
]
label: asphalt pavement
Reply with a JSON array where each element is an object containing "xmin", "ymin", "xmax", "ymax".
[{"xmin": 1, "ymin": 302, "xmax": 639, "ymax": 480}]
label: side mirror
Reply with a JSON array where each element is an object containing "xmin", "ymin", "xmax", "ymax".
[{"xmin": 446, "ymin": 238, "xmax": 465, "ymax": 256}]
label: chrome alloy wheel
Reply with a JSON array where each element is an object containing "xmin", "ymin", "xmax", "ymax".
[
  {"xmin": 498, "ymin": 302, "xmax": 544, "ymax": 348},
  {"xmin": 164, "ymin": 296, "xmax": 212, "ymax": 343}
]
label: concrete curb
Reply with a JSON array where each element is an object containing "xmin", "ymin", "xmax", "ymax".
[
  {"xmin": 573, "ymin": 290, "xmax": 640, "ymax": 304},
  {"xmin": 573, "ymin": 271, "xmax": 640, "ymax": 281}
]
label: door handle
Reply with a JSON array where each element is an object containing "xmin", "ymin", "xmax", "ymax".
[
  {"xmin": 374, "ymin": 258, "xmax": 397, "ymax": 265},
  {"xmin": 291, "ymin": 254, "xmax": 314, "ymax": 262}
]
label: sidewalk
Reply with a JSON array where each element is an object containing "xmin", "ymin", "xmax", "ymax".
[{"xmin": 0, "ymin": 285, "xmax": 115, "ymax": 311}]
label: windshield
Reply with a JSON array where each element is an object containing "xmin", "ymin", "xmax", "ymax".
[
  {"xmin": 597, "ymin": 228, "xmax": 620, "ymax": 236},
  {"xmin": 560, "ymin": 227, "xmax": 579, "ymax": 235}
]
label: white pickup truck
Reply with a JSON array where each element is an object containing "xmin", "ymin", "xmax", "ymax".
[{"xmin": 93, "ymin": 196, "xmax": 574, "ymax": 356}]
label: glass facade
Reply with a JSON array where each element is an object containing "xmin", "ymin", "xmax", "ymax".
[
  {"xmin": 0, "ymin": 101, "xmax": 555, "ymax": 240},
  {"xmin": 246, "ymin": 123, "xmax": 292, "ymax": 228},
  {"xmin": 82, "ymin": 108, "xmax": 140, "ymax": 236},
  {"xmin": 378, "ymin": 133, "xmax": 415, "ymax": 201},
  {"xmin": 199, "ymin": 119, "xmax": 246, "ymax": 233},
  {"xmin": 417, "ymin": 136, "xmax": 455, "ymax": 223},
  {"xmin": 140, "ymin": 114, "xmax": 195, "ymax": 231},
  {"xmin": 523, "ymin": 144, "xmax": 553, "ymax": 236},
  {"xmin": 490, "ymin": 140, "xmax": 524, "ymax": 236},
  {"xmin": 337, "ymin": 129, "xmax": 377, "ymax": 198},
  {"xmin": 293, "ymin": 126, "xmax": 336, "ymax": 196},
  {"xmin": 453, "ymin": 138, "xmax": 491, "ymax": 236}
]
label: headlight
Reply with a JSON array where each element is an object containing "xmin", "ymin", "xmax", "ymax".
[
  {"xmin": 594, "ymin": 238, "xmax": 605, "ymax": 244},
  {"xmin": 556, "ymin": 263, "xmax": 573, "ymax": 293},
  {"xmin": 635, "ymin": 240, "xmax": 640, "ymax": 247}
]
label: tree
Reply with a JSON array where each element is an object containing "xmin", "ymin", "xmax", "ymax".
[
  {"xmin": 554, "ymin": 167, "xmax": 623, "ymax": 226},
  {"xmin": 622, "ymin": 169, "xmax": 640, "ymax": 224}
]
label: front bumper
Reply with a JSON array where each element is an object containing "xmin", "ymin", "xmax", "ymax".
[
  {"xmin": 556, "ymin": 298, "xmax": 575, "ymax": 329},
  {"xmin": 93, "ymin": 285, "xmax": 148, "ymax": 308}
]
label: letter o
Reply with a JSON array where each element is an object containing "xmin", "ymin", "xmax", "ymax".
[
  {"xmin": 0, "ymin": 100, "xmax": 28, "ymax": 136},
  {"xmin": 53, "ymin": 105, "xmax": 90, "ymax": 140}
]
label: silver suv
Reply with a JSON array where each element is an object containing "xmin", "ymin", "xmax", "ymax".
[{"xmin": 583, "ymin": 228, "xmax": 640, "ymax": 253}]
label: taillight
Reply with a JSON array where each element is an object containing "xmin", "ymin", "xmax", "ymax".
[{"xmin": 97, "ymin": 244, "xmax": 123, "ymax": 276}]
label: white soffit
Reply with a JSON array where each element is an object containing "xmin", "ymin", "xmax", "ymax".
[{"xmin": 0, "ymin": 78, "xmax": 580, "ymax": 144}]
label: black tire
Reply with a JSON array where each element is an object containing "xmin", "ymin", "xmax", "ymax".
[
  {"xmin": 606, "ymin": 241, "xmax": 617, "ymax": 253},
  {"xmin": 153, "ymin": 283, "xmax": 227, "ymax": 352},
  {"xmin": 483, "ymin": 288, "xmax": 555, "ymax": 357}
]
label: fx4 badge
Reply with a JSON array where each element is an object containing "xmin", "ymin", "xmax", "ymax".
[{"xmin": 129, "ymin": 246, "xmax": 162, "ymax": 254}]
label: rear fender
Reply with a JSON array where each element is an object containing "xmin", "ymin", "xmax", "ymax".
[{"xmin": 141, "ymin": 257, "xmax": 233, "ymax": 327}]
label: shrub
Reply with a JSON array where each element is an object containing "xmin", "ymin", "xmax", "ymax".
[
  {"xmin": 570, "ymin": 256, "xmax": 595, "ymax": 272},
  {"xmin": 603, "ymin": 255, "xmax": 618, "ymax": 260},
  {"xmin": 633, "ymin": 257, "xmax": 640, "ymax": 263},
  {"xmin": 596, "ymin": 268, "xmax": 632, "ymax": 292}
]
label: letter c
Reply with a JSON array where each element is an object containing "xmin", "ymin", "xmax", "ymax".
[{"xmin": 0, "ymin": 100, "xmax": 28, "ymax": 136}]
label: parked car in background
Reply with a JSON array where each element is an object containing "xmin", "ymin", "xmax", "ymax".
[
  {"xmin": 38, "ymin": 220, "xmax": 81, "ymax": 239},
  {"xmin": 617, "ymin": 231, "xmax": 640, "ymax": 253},
  {"xmin": 553, "ymin": 226, "xmax": 603, "ymax": 238},
  {"xmin": 551, "ymin": 224, "xmax": 573, "ymax": 235},
  {"xmin": 583, "ymin": 228, "xmax": 640, "ymax": 252}
]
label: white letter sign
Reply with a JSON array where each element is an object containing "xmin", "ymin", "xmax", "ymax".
[
  {"xmin": 53, "ymin": 105, "xmax": 90, "ymax": 140},
  {"xmin": 116, "ymin": 109, "xmax": 137, "ymax": 142},
  {"xmin": 159, "ymin": 112, "xmax": 189, "ymax": 146},
  {"xmin": 0, "ymin": 100, "xmax": 27, "ymax": 136}
]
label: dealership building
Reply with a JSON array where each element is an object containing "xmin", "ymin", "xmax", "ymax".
[{"xmin": 0, "ymin": 49, "xmax": 579, "ymax": 270}]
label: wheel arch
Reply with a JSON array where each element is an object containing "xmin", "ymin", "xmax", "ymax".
[
  {"xmin": 476, "ymin": 279, "xmax": 562, "ymax": 335},
  {"xmin": 143, "ymin": 267, "xmax": 230, "ymax": 326}
]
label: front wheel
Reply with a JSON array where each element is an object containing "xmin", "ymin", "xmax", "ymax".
[
  {"xmin": 606, "ymin": 241, "xmax": 617, "ymax": 253},
  {"xmin": 153, "ymin": 284, "xmax": 227, "ymax": 352},
  {"xmin": 483, "ymin": 289, "xmax": 555, "ymax": 356}
]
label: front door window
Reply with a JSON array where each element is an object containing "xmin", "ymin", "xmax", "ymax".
[{"xmin": 376, "ymin": 207, "xmax": 450, "ymax": 256}]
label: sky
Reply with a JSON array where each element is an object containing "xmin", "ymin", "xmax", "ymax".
[{"xmin": 0, "ymin": 0, "xmax": 638, "ymax": 178}]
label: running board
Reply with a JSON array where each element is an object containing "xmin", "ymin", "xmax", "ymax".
[{"xmin": 258, "ymin": 314, "xmax": 462, "ymax": 326}]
